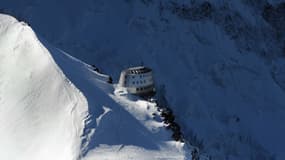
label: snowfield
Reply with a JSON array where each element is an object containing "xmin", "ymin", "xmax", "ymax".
[
  {"xmin": 0, "ymin": 14, "xmax": 87, "ymax": 160},
  {"xmin": 0, "ymin": 14, "xmax": 193, "ymax": 160}
]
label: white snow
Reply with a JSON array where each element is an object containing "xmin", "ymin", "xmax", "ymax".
[
  {"xmin": 0, "ymin": 14, "xmax": 87, "ymax": 160},
  {"xmin": 0, "ymin": 14, "xmax": 193, "ymax": 160},
  {"xmin": 1, "ymin": 0, "xmax": 285, "ymax": 159}
]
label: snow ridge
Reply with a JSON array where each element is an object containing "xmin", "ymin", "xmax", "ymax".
[
  {"xmin": 0, "ymin": 14, "xmax": 88, "ymax": 160},
  {"xmin": 0, "ymin": 14, "xmax": 193, "ymax": 160}
]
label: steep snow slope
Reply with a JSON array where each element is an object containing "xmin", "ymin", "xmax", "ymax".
[
  {"xmin": 0, "ymin": 14, "xmax": 87, "ymax": 160},
  {"xmin": 44, "ymin": 33, "xmax": 192, "ymax": 160},
  {"xmin": 1, "ymin": 0, "xmax": 285, "ymax": 159},
  {"xmin": 0, "ymin": 14, "xmax": 193, "ymax": 160}
]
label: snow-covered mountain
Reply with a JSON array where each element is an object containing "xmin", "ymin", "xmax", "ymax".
[
  {"xmin": 0, "ymin": 14, "xmax": 87, "ymax": 160},
  {"xmin": 0, "ymin": 14, "xmax": 193, "ymax": 160},
  {"xmin": 1, "ymin": 0, "xmax": 285, "ymax": 159}
]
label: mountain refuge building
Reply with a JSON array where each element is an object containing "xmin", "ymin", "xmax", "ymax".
[{"xmin": 118, "ymin": 66, "xmax": 155, "ymax": 96}]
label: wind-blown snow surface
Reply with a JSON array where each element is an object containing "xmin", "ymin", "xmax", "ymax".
[
  {"xmin": 0, "ymin": 14, "xmax": 190, "ymax": 160},
  {"xmin": 1, "ymin": 0, "xmax": 285, "ymax": 159},
  {"xmin": 0, "ymin": 15, "xmax": 87, "ymax": 160}
]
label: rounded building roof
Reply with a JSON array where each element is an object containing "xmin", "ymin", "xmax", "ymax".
[{"xmin": 123, "ymin": 66, "xmax": 152, "ymax": 75}]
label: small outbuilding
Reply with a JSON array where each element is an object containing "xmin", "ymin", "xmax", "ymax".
[{"xmin": 118, "ymin": 66, "xmax": 155, "ymax": 96}]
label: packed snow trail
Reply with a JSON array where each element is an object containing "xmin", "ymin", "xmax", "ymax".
[{"xmin": 0, "ymin": 14, "xmax": 194, "ymax": 160}]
